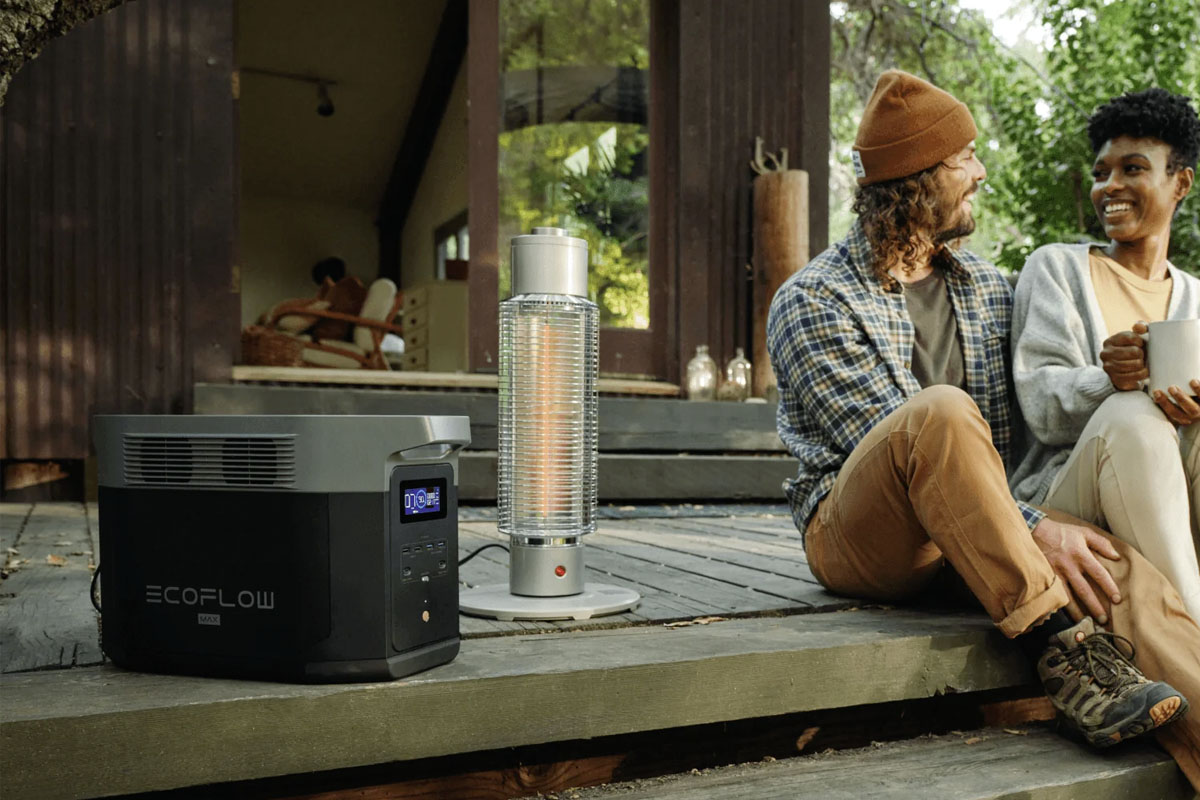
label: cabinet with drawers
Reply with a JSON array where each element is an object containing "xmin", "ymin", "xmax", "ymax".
[{"xmin": 399, "ymin": 280, "xmax": 468, "ymax": 372}]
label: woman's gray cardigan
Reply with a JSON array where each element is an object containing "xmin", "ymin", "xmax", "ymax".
[{"xmin": 1009, "ymin": 242, "xmax": 1200, "ymax": 504}]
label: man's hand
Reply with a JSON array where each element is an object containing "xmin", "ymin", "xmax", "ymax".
[
  {"xmin": 1031, "ymin": 516, "xmax": 1121, "ymax": 624},
  {"xmin": 1151, "ymin": 379, "xmax": 1200, "ymax": 426},
  {"xmin": 1100, "ymin": 322, "xmax": 1149, "ymax": 391}
]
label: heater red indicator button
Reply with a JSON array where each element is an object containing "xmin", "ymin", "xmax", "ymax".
[{"xmin": 554, "ymin": 565, "xmax": 567, "ymax": 578}]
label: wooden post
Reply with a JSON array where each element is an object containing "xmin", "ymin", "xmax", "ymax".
[{"xmin": 751, "ymin": 169, "xmax": 809, "ymax": 398}]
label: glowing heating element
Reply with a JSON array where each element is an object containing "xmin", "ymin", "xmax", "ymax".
[{"xmin": 498, "ymin": 296, "xmax": 597, "ymax": 537}]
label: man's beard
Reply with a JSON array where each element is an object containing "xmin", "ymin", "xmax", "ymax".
[
  {"xmin": 935, "ymin": 213, "xmax": 976, "ymax": 244},
  {"xmin": 934, "ymin": 192, "xmax": 978, "ymax": 244}
]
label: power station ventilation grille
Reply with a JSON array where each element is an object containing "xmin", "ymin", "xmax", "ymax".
[{"xmin": 123, "ymin": 434, "xmax": 297, "ymax": 489}]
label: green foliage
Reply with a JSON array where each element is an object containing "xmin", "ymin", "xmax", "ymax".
[
  {"xmin": 498, "ymin": 122, "xmax": 650, "ymax": 328},
  {"xmin": 830, "ymin": 0, "xmax": 1200, "ymax": 275},
  {"xmin": 498, "ymin": 0, "xmax": 651, "ymax": 328},
  {"xmin": 501, "ymin": 0, "xmax": 649, "ymax": 71}
]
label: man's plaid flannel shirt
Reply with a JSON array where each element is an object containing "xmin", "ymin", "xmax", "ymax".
[{"xmin": 767, "ymin": 219, "xmax": 1045, "ymax": 540}]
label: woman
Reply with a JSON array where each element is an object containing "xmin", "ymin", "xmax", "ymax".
[{"xmin": 1010, "ymin": 88, "xmax": 1200, "ymax": 621}]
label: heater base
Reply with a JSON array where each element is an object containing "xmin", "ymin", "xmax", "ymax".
[{"xmin": 459, "ymin": 583, "xmax": 640, "ymax": 621}]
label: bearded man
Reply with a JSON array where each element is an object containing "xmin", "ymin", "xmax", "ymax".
[{"xmin": 767, "ymin": 70, "xmax": 1200, "ymax": 789}]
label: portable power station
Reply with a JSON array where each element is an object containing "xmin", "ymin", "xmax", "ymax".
[{"xmin": 94, "ymin": 414, "xmax": 470, "ymax": 683}]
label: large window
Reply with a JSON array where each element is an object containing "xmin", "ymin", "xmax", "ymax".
[{"xmin": 498, "ymin": 0, "xmax": 649, "ymax": 329}]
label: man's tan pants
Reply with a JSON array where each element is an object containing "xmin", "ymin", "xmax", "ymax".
[{"xmin": 803, "ymin": 386, "xmax": 1200, "ymax": 790}]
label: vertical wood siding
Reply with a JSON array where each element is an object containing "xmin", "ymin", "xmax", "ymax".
[
  {"xmin": 672, "ymin": 0, "xmax": 829, "ymax": 381},
  {"xmin": 0, "ymin": 0, "xmax": 238, "ymax": 459}
]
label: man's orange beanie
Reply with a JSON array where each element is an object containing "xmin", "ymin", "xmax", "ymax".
[{"xmin": 852, "ymin": 70, "xmax": 977, "ymax": 185}]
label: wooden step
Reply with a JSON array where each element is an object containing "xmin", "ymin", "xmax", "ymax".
[
  {"xmin": 1, "ymin": 609, "xmax": 1031, "ymax": 799},
  {"xmin": 193, "ymin": 383, "xmax": 785, "ymax": 453},
  {"xmin": 548, "ymin": 727, "xmax": 1189, "ymax": 800},
  {"xmin": 459, "ymin": 451, "xmax": 796, "ymax": 501}
]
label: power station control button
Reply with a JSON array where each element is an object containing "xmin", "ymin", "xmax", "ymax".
[
  {"xmin": 421, "ymin": 610, "xmax": 430, "ymax": 623},
  {"xmin": 402, "ymin": 567, "xmax": 412, "ymax": 577}
]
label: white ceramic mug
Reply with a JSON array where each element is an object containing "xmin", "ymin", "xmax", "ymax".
[{"xmin": 1145, "ymin": 319, "xmax": 1200, "ymax": 397}]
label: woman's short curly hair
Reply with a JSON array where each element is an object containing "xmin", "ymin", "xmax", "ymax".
[
  {"xmin": 1087, "ymin": 88, "xmax": 1200, "ymax": 174},
  {"xmin": 852, "ymin": 163, "xmax": 954, "ymax": 289}
]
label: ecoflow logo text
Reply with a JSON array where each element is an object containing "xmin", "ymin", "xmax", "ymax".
[{"xmin": 145, "ymin": 585, "xmax": 276, "ymax": 610}]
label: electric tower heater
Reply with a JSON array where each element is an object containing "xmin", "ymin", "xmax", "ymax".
[
  {"xmin": 459, "ymin": 227, "xmax": 640, "ymax": 620},
  {"xmin": 95, "ymin": 414, "xmax": 469, "ymax": 682}
]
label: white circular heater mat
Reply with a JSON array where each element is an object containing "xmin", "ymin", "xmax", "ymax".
[{"xmin": 459, "ymin": 583, "xmax": 641, "ymax": 621}]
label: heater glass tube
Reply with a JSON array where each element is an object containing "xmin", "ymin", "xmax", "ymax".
[{"xmin": 498, "ymin": 294, "xmax": 597, "ymax": 537}]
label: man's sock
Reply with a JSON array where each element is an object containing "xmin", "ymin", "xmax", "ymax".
[{"xmin": 1015, "ymin": 610, "xmax": 1076, "ymax": 662}]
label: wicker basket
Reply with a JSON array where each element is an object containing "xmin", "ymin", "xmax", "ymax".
[{"xmin": 241, "ymin": 325, "xmax": 306, "ymax": 367}]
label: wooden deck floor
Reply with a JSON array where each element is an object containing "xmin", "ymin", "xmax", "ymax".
[
  {"xmin": 8, "ymin": 502, "xmax": 1144, "ymax": 800},
  {"xmin": 0, "ymin": 501, "xmax": 853, "ymax": 672}
]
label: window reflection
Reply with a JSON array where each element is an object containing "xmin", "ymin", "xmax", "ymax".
[{"xmin": 498, "ymin": 0, "xmax": 650, "ymax": 329}]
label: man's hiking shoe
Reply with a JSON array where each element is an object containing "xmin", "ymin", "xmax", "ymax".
[{"xmin": 1038, "ymin": 616, "xmax": 1188, "ymax": 748}]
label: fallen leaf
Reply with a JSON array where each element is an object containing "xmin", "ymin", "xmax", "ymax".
[
  {"xmin": 54, "ymin": 540, "xmax": 73, "ymax": 546},
  {"xmin": 5, "ymin": 547, "xmax": 18, "ymax": 555},
  {"xmin": 46, "ymin": 554, "xmax": 67, "ymax": 566},
  {"xmin": 70, "ymin": 551, "xmax": 86, "ymax": 556},
  {"xmin": 964, "ymin": 737, "xmax": 983, "ymax": 745},
  {"xmin": 795, "ymin": 726, "xmax": 820, "ymax": 752},
  {"xmin": 1004, "ymin": 728, "xmax": 1029, "ymax": 736}
]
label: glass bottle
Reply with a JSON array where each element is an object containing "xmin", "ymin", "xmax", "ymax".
[
  {"xmin": 724, "ymin": 347, "xmax": 752, "ymax": 402},
  {"xmin": 685, "ymin": 345, "xmax": 719, "ymax": 401}
]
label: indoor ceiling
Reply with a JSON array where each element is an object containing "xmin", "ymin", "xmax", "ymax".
[{"xmin": 237, "ymin": 0, "xmax": 449, "ymax": 210}]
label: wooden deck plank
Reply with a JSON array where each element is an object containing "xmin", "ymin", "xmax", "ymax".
[
  {"xmin": 460, "ymin": 520, "xmax": 835, "ymax": 616},
  {"xmin": 460, "ymin": 523, "xmax": 771, "ymax": 613},
  {"xmin": 553, "ymin": 727, "xmax": 1189, "ymax": 800},
  {"xmin": 693, "ymin": 514, "xmax": 801, "ymax": 539},
  {"xmin": 586, "ymin": 525, "xmax": 825, "ymax": 606},
  {"xmin": 0, "ymin": 503, "xmax": 102, "ymax": 673},
  {"xmin": 0, "ymin": 503, "xmax": 31, "ymax": 554},
  {"xmin": 456, "ymin": 529, "xmax": 749, "ymax": 634},
  {"xmin": 0, "ymin": 609, "xmax": 1033, "ymax": 799},
  {"xmin": 616, "ymin": 519, "xmax": 815, "ymax": 574}
]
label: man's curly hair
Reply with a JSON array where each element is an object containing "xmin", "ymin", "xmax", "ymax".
[
  {"xmin": 852, "ymin": 164, "xmax": 955, "ymax": 290},
  {"xmin": 1087, "ymin": 88, "xmax": 1200, "ymax": 174}
]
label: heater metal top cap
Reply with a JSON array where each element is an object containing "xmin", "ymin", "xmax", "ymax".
[{"xmin": 510, "ymin": 227, "xmax": 589, "ymax": 298}]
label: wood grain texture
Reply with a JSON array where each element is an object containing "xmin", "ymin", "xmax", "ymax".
[
  {"xmin": 1, "ymin": 609, "xmax": 1032, "ymax": 799},
  {"xmin": 0, "ymin": 503, "xmax": 101, "ymax": 672},
  {"xmin": 556, "ymin": 727, "xmax": 1188, "ymax": 800},
  {"xmin": 460, "ymin": 452, "xmax": 796, "ymax": 502},
  {"xmin": 0, "ymin": 502, "xmax": 31, "ymax": 554},
  {"xmin": 2, "ymin": 0, "xmax": 238, "ymax": 459}
]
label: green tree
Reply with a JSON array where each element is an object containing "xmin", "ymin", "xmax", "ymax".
[
  {"xmin": 498, "ymin": 0, "xmax": 651, "ymax": 327},
  {"xmin": 829, "ymin": 0, "xmax": 1200, "ymax": 276},
  {"xmin": 983, "ymin": 0, "xmax": 1200, "ymax": 273}
]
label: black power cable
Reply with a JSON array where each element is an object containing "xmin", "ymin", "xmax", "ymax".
[{"xmin": 458, "ymin": 543, "xmax": 509, "ymax": 567}]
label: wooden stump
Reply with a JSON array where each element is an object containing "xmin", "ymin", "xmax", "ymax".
[{"xmin": 752, "ymin": 170, "xmax": 809, "ymax": 398}]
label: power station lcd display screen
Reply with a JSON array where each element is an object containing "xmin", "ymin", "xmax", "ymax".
[{"xmin": 398, "ymin": 478, "xmax": 448, "ymax": 522}]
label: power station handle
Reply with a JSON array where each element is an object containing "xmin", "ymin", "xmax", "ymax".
[{"xmin": 393, "ymin": 439, "xmax": 467, "ymax": 461}]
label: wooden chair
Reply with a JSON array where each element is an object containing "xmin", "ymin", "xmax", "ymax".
[{"xmin": 242, "ymin": 278, "xmax": 404, "ymax": 370}]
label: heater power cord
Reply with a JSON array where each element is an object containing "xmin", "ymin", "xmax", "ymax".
[{"xmin": 458, "ymin": 543, "xmax": 509, "ymax": 567}]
